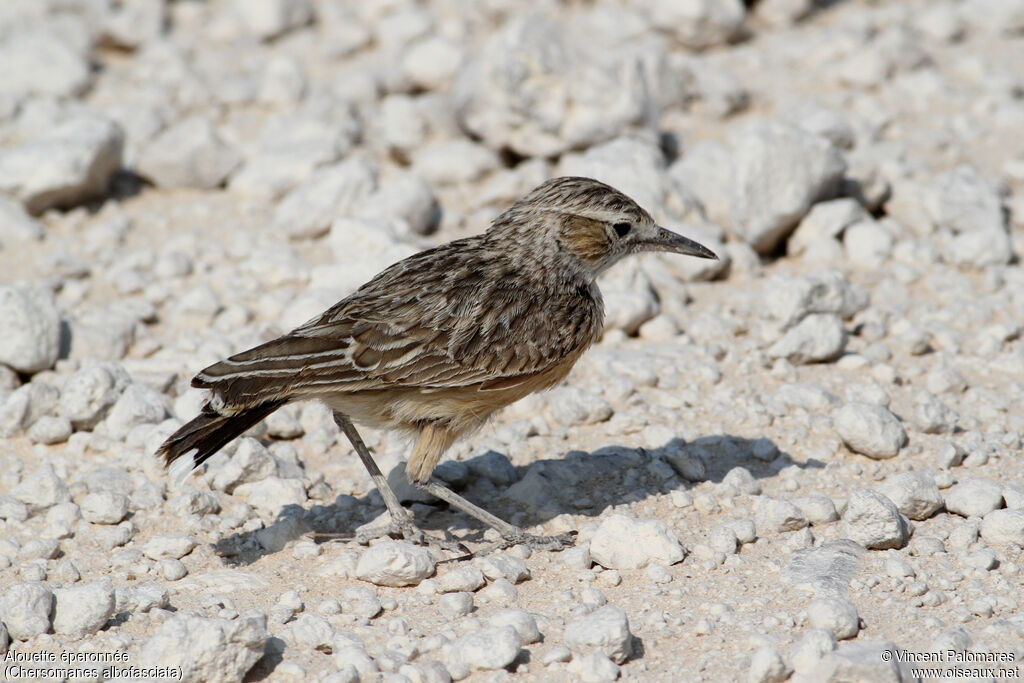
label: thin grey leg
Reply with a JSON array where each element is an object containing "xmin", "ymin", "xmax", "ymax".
[
  {"xmin": 412, "ymin": 479, "xmax": 576, "ymax": 552},
  {"xmin": 333, "ymin": 412, "xmax": 413, "ymax": 525}
]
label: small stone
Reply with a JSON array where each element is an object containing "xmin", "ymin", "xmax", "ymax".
[
  {"xmin": 794, "ymin": 496, "xmax": 839, "ymax": 525},
  {"xmin": 356, "ymin": 541, "xmax": 435, "ymax": 587},
  {"xmin": 568, "ymin": 651, "xmax": 621, "ymax": 682},
  {"xmin": 0, "ymin": 196, "xmax": 43, "ymax": 247},
  {"xmin": 79, "ymin": 491, "xmax": 129, "ymax": 525},
  {"xmin": 809, "ymin": 640, "xmax": 906, "ymax": 681},
  {"xmin": 437, "ymin": 566, "xmax": 486, "ymax": 593},
  {"xmin": 548, "ymin": 386, "xmax": 614, "ymax": 426},
  {"xmin": 0, "ymin": 117, "xmax": 123, "ymax": 214},
  {"xmin": 136, "ymin": 115, "xmax": 241, "ymax": 190},
  {"xmin": 289, "ymin": 613, "xmax": 335, "ymax": 651},
  {"xmin": 447, "ymin": 625, "xmax": 521, "ymax": 672},
  {"xmin": 488, "ymin": 608, "xmax": 541, "ymax": 645},
  {"xmin": 807, "ymin": 597, "xmax": 860, "ymax": 640},
  {"xmin": 980, "ymin": 510, "xmax": 1024, "ymax": 547},
  {"xmin": 59, "ymin": 363, "xmax": 130, "ymax": 430},
  {"xmin": 341, "ymin": 586, "xmax": 381, "ymax": 619},
  {"xmin": 876, "ymin": 471, "xmax": 944, "ymax": 520},
  {"xmin": 560, "ymin": 543, "xmax": 592, "ymax": 570},
  {"xmin": 141, "ymin": 613, "xmax": 268, "ymax": 683},
  {"xmin": 0, "ymin": 583, "xmax": 54, "ymax": 640},
  {"xmin": 439, "ymin": 592, "xmax": 474, "ymax": 617},
  {"xmin": 27, "ymin": 415, "xmax": 72, "ymax": 444},
  {"xmin": 474, "ymin": 554, "xmax": 530, "ymax": 584},
  {"xmin": 142, "ymin": 534, "xmax": 197, "ymax": 560},
  {"xmin": 52, "ymin": 582, "xmax": 116, "ymax": 638},
  {"xmin": 708, "ymin": 525, "xmax": 739, "ymax": 554},
  {"xmin": 640, "ymin": 0, "xmax": 746, "ymax": 49},
  {"xmin": 159, "ymin": 559, "xmax": 188, "ymax": 581},
  {"xmin": 727, "ymin": 120, "xmax": 846, "ymax": 254},
  {"xmin": 234, "ymin": 477, "xmax": 307, "ymax": 517},
  {"xmin": 755, "ymin": 498, "xmax": 809, "ymax": 535},
  {"xmin": 748, "ymin": 645, "xmax": 791, "ymax": 683},
  {"xmin": 272, "ymin": 160, "xmax": 377, "ymax": 240},
  {"xmin": 842, "ymin": 489, "xmax": 911, "ymax": 550},
  {"xmin": 790, "ymin": 628, "xmax": 837, "ymax": 674},
  {"xmin": 105, "ymin": 384, "xmax": 167, "ymax": 441},
  {"xmin": 767, "ymin": 314, "xmax": 848, "ymax": 364},
  {"xmin": 0, "ymin": 285, "xmax": 61, "ymax": 374},
  {"xmin": 564, "ymin": 605, "xmax": 633, "ymax": 663},
  {"xmin": 12, "ymin": 465, "xmax": 71, "ymax": 512},
  {"xmin": 590, "ymin": 514, "xmax": 685, "ymax": 569},
  {"xmin": 235, "ymin": 0, "xmax": 313, "ymax": 41},
  {"xmin": 834, "ymin": 402, "xmax": 907, "ymax": 459},
  {"xmin": 945, "ymin": 478, "xmax": 1003, "ymax": 517}
]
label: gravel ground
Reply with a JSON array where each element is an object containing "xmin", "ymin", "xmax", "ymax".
[{"xmin": 1, "ymin": 1, "xmax": 1024, "ymax": 682}]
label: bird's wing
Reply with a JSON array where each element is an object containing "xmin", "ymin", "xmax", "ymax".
[{"xmin": 193, "ymin": 240, "xmax": 603, "ymax": 411}]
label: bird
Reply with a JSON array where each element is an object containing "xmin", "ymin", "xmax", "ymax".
[{"xmin": 157, "ymin": 176, "xmax": 717, "ymax": 551}]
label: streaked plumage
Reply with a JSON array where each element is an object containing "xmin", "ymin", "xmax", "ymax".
[{"xmin": 158, "ymin": 176, "xmax": 716, "ymax": 549}]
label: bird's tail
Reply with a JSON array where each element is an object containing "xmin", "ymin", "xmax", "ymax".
[{"xmin": 157, "ymin": 400, "xmax": 284, "ymax": 485}]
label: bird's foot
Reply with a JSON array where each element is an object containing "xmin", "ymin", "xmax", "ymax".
[
  {"xmin": 356, "ymin": 516, "xmax": 467, "ymax": 554},
  {"xmin": 478, "ymin": 530, "xmax": 577, "ymax": 556}
]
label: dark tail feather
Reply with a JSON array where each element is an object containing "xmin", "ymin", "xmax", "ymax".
[{"xmin": 157, "ymin": 400, "xmax": 284, "ymax": 478}]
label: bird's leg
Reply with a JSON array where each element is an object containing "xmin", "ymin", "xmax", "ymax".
[
  {"xmin": 411, "ymin": 479, "xmax": 576, "ymax": 553},
  {"xmin": 332, "ymin": 412, "xmax": 465, "ymax": 553}
]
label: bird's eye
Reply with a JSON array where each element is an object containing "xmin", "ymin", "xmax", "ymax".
[{"xmin": 613, "ymin": 222, "xmax": 631, "ymax": 237}]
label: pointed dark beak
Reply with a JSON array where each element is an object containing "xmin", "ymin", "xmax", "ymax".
[{"xmin": 646, "ymin": 226, "xmax": 719, "ymax": 260}]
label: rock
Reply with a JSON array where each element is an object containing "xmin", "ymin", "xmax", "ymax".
[
  {"xmin": 924, "ymin": 165, "xmax": 1012, "ymax": 268},
  {"xmin": 945, "ymin": 478, "xmax": 1003, "ymax": 517},
  {"xmin": 979, "ymin": 510, "xmax": 1024, "ymax": 546},
  {"xmin": 0, "ymin": 583, "xmax": 54, "ymax": 640},
  {"xmin": 453, "ymin": 15, "xmax": 651, "ymax": 157},
  {"xmin": 0, "ymin": 285, "xmax": 61, "ymax": 374},
  {"xmin": 640, "ymin": 0, "xmax": 746, "ymax": 49},
  {"xmin": 234, "ymin": 0, "xmax": 313, "ymax": 41},
  {"xmin": 11, "ymin": 465, "xmax": 71, "ymax": 512},
  {"xmin": 790, "ymin": 629, "xmax": 837, "ymax": 674},
  {"xmin": 474, "ymin": 554, "xmax": 531, "ymax": 584},
  {"xmin": 843, "ymin": 219, "xmax": 894, "ymax": 268},
  {"xmin": 767, "ymin": 313, "xmax": 848, "ymax": 364},
  {"xmin": 876, "ymin": 471, "xmax": 943, "ymax": 521},
  {"xmin": 402, "ymin": 36, "xmax": 464, "ymax": 91},
  {"xmin": 0, "ymin": 381, "xmax": 59, "ymax": 438},
  {"xmin": 115, "ymin": 582, "xmax": 170, "ymax": 613},
  {"xmin": 64, "ymin": 304, "xmax": 141, "ymax": 362},
  {"xmin": 569, "ymin": 652, "xmax": 621, "ymax": 682},
  {"xmin": 59, "ymin": 362, "xmax": 131, "ymax": 430},
  {"xmin": 340, "ymin": 586, "xmax": 381, "ymax": 619},
  {"xmin": 788, "ymin": 198, "xmax": 868, "ymax": 257},
  {"xmin": 446, "ymin": 625, "xmax": 521, "ymax": 672},
  {"xmin": 807, "ymin": 597, "xmax": 860, "ymax": 640},
  {"xmin": 272, "ymin": 160, "xmax": 377, "ymax": 240},
  {"xmin": 0, "ymin": 117, "xmax": 123, "ymax": 215},
  {"xmin": 143, "ymin": 534, "xmax": 197, "ymax": 560},
  {"xmin": 0, "ymin": 197, "xmax": 44, "ymax": 248},
  {"xmin": 777, "ymin": 383, "xmax": 841, "ymax": 412},
  {"xmin": 411, "ymin": 139, "xmax": 500, "ymax": 186},
  {"xmin": 670, "ymin": 140, "xmax": 733, "ymax": 227},
  {"xmin": 136, "ymin": 115, "xmax": 241, "ymax": 190},
  {"xmin": 27, "ymin": 415, "xmax": 72, "ymax": 444},
  {"xmin": 727, "ymin": 121, "xmax": 846, "ymax": 254},
  {"xmin": 437, "ymin": 566, "xmax": 486, "ymax": 594},
  {"xmin": 210, "ymin": 438, "xmax": 278, "ymax": 493},
  {"xmin": 489, "ymin": 608, "xmax": 541, "ymax": 645},
  {"xmin": 755, "ymin": 498, "xmax": 810, "ymax": 534},
  {"xmin": 439, "ymin": 592, "xmax": 474, "ymax": 617},
  {"xmin": 590, "ymin": 514, "xmax": 685, "ymax": 569},
  {"xmin": 599, "ymin": 260, "xmax": 661, "ymax": 334},
  {"xmin": 80, "ymin": 491, "xmax": 130, "ymax": 524},
  {"xmin": 289, "ymin": 614, "xmax": 335, "ymax": 651},
  {"xmin": 763, "ymin": 269, "xmax": 868, "ymax": 331},
  {"xmin": 0, "ymin": 496, "xmax": 29, "ymax": 522},
  {"xmin": 748, "ymin": 644, "xmax": 792, "ymax": 683},
  {"xmin": 0, "ymin": 31, "xmax": 91, "ymax": 98},
  {"xmin": 834, "ymin": 403, "xmax": 907, "ymax": 459},
  {"xmin": 913, "ymin": 393, "xmax": 958, "ymax": 434},
  {"xmin": 52, "ymin": 582, "xmax": 116, "ymax": 638},
  {"xmin": 105, "ymin": 384, "xmax": 167, "ymax": 440},
  {"xmin": 355, "ymin": 541, "xmax": 435, "ymax": 587},
  {"xmin": 842, "ymin": 488, "xmax": 911, "ymax": 550},
  {"xmin": 140, "ymin": 613, "xmax": 267, "ymax": 683},
  {"xmin": 357, "ymin": 172, "xmax": 440, "ymax": 236},
  {"xmin": 100, "ymin": 0, "xmax": 167, "ymax": 49},
  {"xmin": 234, "ymin": 477, "xmax": 307, "ymax": 516},
  {"xmin": 547, "ymin": 386, "xmax": 614, "ymax": 427},
  {"xmin": 564, "ymin": 605, "xmax": 633, "ymax": 663}
]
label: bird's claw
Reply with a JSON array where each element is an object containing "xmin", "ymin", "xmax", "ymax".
[{"xmin": 356, "ymin": 517, "xmax": 467, "ymax": 554}]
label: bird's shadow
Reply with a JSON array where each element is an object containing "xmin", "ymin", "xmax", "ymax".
[{"xmin": 212, "ymin": 434, "xmax": 818, "ymax": 566}]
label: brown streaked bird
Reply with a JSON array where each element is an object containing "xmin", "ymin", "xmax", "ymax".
[{"xmin": 158, "ymin": 176, "xmax": 717, "ymax": 551}]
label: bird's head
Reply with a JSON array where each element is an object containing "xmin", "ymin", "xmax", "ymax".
[{"xmin": 489, "ymin": 176, "xmax": 718, "ymax": 279}]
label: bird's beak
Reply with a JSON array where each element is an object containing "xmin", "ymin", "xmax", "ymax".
[{"xmin": 644, "ymin": 226, "xmax": 719, "ymax": 259}]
